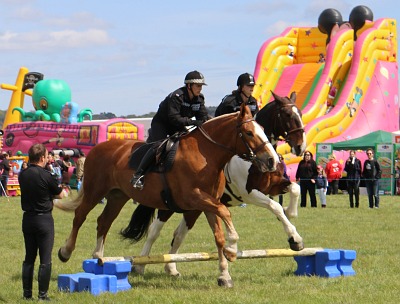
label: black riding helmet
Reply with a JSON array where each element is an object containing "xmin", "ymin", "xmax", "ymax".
[
  {"xmin": 184, "ymin": 70, "xmax": 207, "ymax": 86},
  {"xmin": 237, "ymin": 73, "xmax": 255, "ymax": 87}
]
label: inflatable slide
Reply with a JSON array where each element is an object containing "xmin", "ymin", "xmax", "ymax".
[{"xmin": 253, "ymin": 7, "xmax": 398, "ymax": 177}]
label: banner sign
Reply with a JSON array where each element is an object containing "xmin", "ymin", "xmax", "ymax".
[
  {"xmin": 316, "ymin": 143, "xmax": 332, "ymax": 169},
  {"xmin": 375, "ymin": 143, "xmax": 393, "ymax": 195}
]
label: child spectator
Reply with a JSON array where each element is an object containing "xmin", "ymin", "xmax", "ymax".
[{"xmin": 316, "ymin": 165, "xmax": 328, "ymax": 208}]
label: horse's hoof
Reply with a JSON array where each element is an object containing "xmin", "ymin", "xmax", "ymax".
[
  {"xmin": 223, "ymin": 248, "xmax": 237, "ymax": 262},
  {"xmin": 58, "ymin": 248, "xmax": 70, "ymax": 263},
  {"xmin": 164, "ymin": 265, "xmax": 181, "ymax": 277},
  {"xmin": 169, "ymin": 272, "xmax": 181, "ymax": 278},
  {"xmin": 132, "ymin": 265, "xmax": 145, "ymax": 275},
  {"xmin": 288, "ymin": 237, "xmax": 304, "ymax": 251},
  {"xmin": 217, "ymin": 278, "xmax": 234, "ymax": 288}
]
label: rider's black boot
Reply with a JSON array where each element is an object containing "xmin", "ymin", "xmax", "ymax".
[{"xmin": 131, "ymin": 148, "xmax": 156, "ymax": 190}]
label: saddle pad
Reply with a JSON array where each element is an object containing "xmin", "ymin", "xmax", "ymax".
[{"xmin": 128, "ymin": 141, "xmax": 179, "ymax": 173}]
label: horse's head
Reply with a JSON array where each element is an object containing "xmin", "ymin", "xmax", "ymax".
[
  {"xmin": 246, "ymin": 162, "xmax": 292, "ymax": 196},
  {"xmin": 256, "ymin": 91, "xmax": 306, "ymax": 156},
  {"xmin": 236, "ymin": 103, "xmax": 279, "ymax": 172}
]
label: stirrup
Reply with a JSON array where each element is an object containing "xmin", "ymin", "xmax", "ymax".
[{"xmin": 131, "ymin": 175, "xmax": 145, "ymax": 190}]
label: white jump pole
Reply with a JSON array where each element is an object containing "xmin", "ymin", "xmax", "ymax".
[{"xmin": 98, "ymin": 247, "xmax": 324, "ymax": 266}]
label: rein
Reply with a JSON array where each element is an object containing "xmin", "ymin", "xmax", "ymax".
[{"xmin": 197, "ymin": 118, "xmax": 268, "ymax": 162}]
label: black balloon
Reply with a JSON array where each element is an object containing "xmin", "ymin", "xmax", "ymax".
[{"xmin": 349, "ymin": 5, "xmax": 374, "ymax": 37}]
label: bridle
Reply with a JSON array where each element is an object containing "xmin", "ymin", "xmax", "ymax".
[
  {"xmin": 197, "ymin": 118, "xmax": 269, "ymax": 162},
  {"xmin": 269, "ymin": 104, "xmax": 305, "ymax": 144}
]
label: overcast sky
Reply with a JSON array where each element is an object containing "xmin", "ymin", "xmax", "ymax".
[{"xmin": 0, "ymin": 0, "xmax": 398, "ymax": 116}]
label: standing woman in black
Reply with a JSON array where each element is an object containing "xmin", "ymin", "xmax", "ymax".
[
  {"xmin": 296, "ymin": 150, "xmax": 318, "ymax": 207},
  {"xmin": 19, "ymin": 144, "xmax": 67, "ymax": 300}
]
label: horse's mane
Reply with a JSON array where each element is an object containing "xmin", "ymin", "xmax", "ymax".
[{"xmin": 207, "ymin": 112, "xmax": 237, "ymax": 122}]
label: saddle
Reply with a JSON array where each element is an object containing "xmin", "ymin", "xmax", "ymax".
[{"xmin": 128, "ymin": 132, "xmax": 182, "ymax": 173}]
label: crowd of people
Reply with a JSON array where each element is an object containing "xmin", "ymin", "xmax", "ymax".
[{"xmin": 295, "ymin": 149, "xmax": 382, "ymax": 208}]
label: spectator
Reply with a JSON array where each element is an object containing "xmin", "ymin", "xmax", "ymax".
[
  {"xmin": 75, "ymin": 151, "xmax": 86, "ymax": 191},
  {"xmin": 344, "ymin": 150, "xmax": 362, "ymax": 208},
  {"xmin": 75, "ymin": 151, "xmax": 86, "ymax": 182},
  {"xmin": 395, "ymin": 164, "xmax": 400, "ymax": 195},
  {"xmin": 61, "ymin": 154, "xmax": 72, "ymax": 187},
  {"xmin": 51, "ymin": 154, "xmax": 63, "ymax": 185},
  {"xmin": 19, "ymin": 143, "xmax": 67, "ymax": 300},
  {"xmin": 362, "ymin": 148, "xmax": 382, "ymax": 208},
  {"xmin": 21, "ymin": 161, "xmax": 28, "ymax": 172},
  {"xmin": 44, "ymin": 151, "xmax": 54, "ymax": 172},
  {"xmin": 325, "ymin": 154, "xmax": 343, "ymax": 195},
  {"xmin": 318, "ymin": 53, "xmax": 325, "ymax": 63},
  {"xmin": 295, "ymin": 150, "xmax": 318, "ymax": 207},
  {"xmin": 0, "ymin": 151, "xmax": 11, "ymax": 196},
  {"xmin": 316, "ymin": 165, "xmax": 328, "ymax": 208}
]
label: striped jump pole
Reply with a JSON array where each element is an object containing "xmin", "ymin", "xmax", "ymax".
[{"xmin": 98, "ymin": 247, "xmax": 324, "ymax": 266}]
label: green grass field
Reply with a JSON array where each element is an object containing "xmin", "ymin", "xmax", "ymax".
[{"xmin": 0, "ymin": 193, "xmax": 399, "ymax": 303}]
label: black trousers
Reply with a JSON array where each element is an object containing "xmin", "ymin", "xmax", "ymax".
[
  {"xmin": 300, "ymin": 179, "xmax": 317, "ymax": 207},
  {"xmin": 327, "ymin": 179, "xmax": 339, "ymax": 195},
  {"xmin": 347, "ymin": 180, "xmax": 360, "ymax": 207},
  {"xmin": 22, "ymin": 212, "xmax": 54, "ymax": 265}
]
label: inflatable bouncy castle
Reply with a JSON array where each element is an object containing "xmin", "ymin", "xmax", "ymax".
[
  {"xmin": 1, "ymin": 68, "xmax": 145, "ymax": 195},
  {"xmin": 1, "ymin": 67, "xmax": 144, "ymax": 157},
  {"xmin": 253, "ymin": 5, "xmax": 398, "ymax": 177}
]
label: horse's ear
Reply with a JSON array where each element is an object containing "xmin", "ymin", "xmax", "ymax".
[
  {"xmin": 270, "ymin": 90, "xmax": 279, "ymax": 101},
  {"xmin": 289, "ymin": 91, "xmax": 296, "ymax": 103},
  {"xmin": 271, "ymin": 90, "xmax": 285, "ymax": 105}
]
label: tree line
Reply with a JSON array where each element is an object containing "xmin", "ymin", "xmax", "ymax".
[{"xmin": 0, "ymin": 106, "xmax": 218, "ymax": 129}]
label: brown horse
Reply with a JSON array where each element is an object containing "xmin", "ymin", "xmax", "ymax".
[
  {"xmin": 56, "ymin": 103, "xmax": 279, "ymax": 286},
  {"xmin": 126, "ymin": 91, "xmax": 306, "ymax": 287}
]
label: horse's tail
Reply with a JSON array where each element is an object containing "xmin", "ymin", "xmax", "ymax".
[
  {"xmin": 53, "ymin": 188, "xmax": 84, "ymax": 211},
  {"xmin": 120, "ymin": 204, "xmax": 155, "ymax": 243}
]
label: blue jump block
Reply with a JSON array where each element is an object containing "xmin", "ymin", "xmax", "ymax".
[
  {"xmin": 294, "ymin": 255, "xmax": 316, "ymax": 276},
  {"xmin": 315, "ymin": 250, "xmax": 341, "ymax": 278},
  {"xmin": 78, "ymin": 274, "xmax": 117, "ymax": 296},
  {"xmin": 337, "ymin": 249, "xmax": 356, "ymax": 276},
  {"xmin": 294, "ymin": 249, "xmax": 357, "ymax": 278},
  {"xmin": 103, "ymin": 261, "xmax": 131, "ymax": 291},
  {"xmin": 82, "ymin": 259, "xmax": 104, "ymax": 274},
  {"xmin": 58, "ymin": 273, "xmax": 96, "ymax": 292}
]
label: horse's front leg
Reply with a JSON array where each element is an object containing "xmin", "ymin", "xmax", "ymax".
[
  {"xmin": 204, "ymin": 212, "xmax": 233, "ymax": 288},
  {"xmin": 210, "ymin": 204, "xmax": 238, "ymax": 262},
  {"xmin": 58, "ymin": 198, "xmax": 98, "ymax": 262},
  {"xmin": 283, "ymin": 182, "xmax": 300, "ymax": 219},
  {"xmin": 249, "ymin": 190, "xmax": 304, "ymax": 251},
  {"xmin": 164, "ymin": 211, "xmax": 202, "ymax": 277},
  {"xmin": 92, "ymin": 193, "xmax": 129, "ymax": 259}
]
